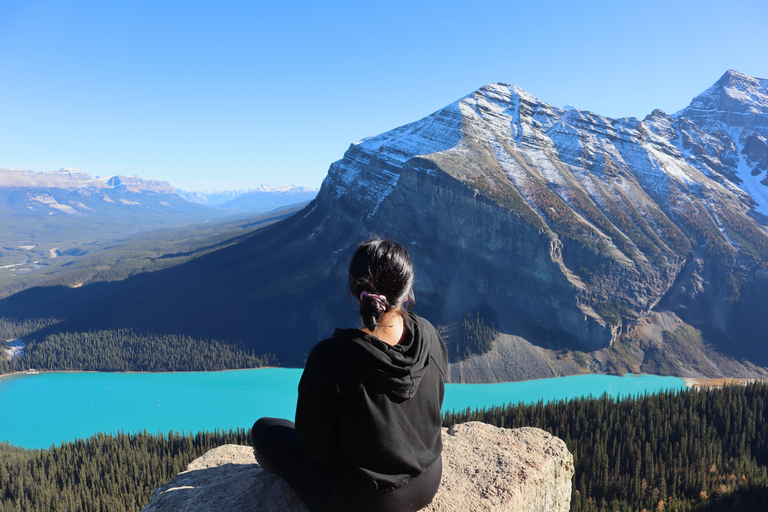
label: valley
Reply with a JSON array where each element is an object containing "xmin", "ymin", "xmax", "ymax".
[{"xmin": 0, "ymin": 203, "xmax": 306, "ymax": 299}]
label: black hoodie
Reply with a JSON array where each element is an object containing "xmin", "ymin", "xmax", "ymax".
[{"xmin": 295, "ymin": 312, "xmax": 448, "ymax": 493}]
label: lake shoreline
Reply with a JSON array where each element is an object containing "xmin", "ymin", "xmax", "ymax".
[
  {"xmin": 683, "ymin": 377, "xmax": 767, "ymax": 388},
  {"xmin": 0, "ymin": 366, "xmax": 283, "ymax": 381},
  {"xmin": 5, "ymin": 368, "xmax": 758, "ymax": 386}
]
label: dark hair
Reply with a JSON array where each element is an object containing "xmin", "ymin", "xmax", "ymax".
[{"xmin": 349, "ymin": 238, "xmax": 415, "ymax": 330}]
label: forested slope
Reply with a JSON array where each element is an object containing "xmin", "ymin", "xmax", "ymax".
[{"xmin": 446, "ymin": 382, "xmax": 768, "ymax": 512}]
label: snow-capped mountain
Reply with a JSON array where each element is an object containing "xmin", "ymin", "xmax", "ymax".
[
  {"xmin": 0, "ymin": 168, "xmax": 228, "ymax": 243},
  {"xmin": 296, "ymin": 68, "xmax": 768, "ymax": 371},
  {"xmin": 176, "ymin": 189, "xmax": 249, "ymax": 205},
  {"xmin": 177, "ymin": 184, "xmax": 318, "ymax": 212},
  {"xmin": 672, "ymin": 70, "xmax": 768, "ymax": 216},
  {"xmin": 309, "ymin": 69, "xmax": 768, "ymax": 376},
  {"xmin": 0, "ymin": 167, "xmax": 175, "ymax": 193}
]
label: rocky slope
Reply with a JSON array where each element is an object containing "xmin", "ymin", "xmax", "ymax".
[
  {"xmin": 302, "ymin": 69, "xmax": 768, "ymax": 373},
  {"xmin": 2, "ymin": 71, "xmax": 767, "ymax": 381},
  {"xmin": 142, "ymin": 422, "xmax": 574, "ymax": 512}
]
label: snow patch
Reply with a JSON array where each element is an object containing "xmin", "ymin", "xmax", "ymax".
[
  {"xmin": 4, "ymin": 339, "xmax": 25, "ymax": 360},
  {"xmin": 71, "ymin": 201, "xmax": 94, "ymax": 212},
  {"xmin": 30, "ymin": 194, "xmax": 57, "ymax": 204},
  {"xmin": 331, "ymin": 101, "xmax": 463, "ymax": 215},
  {"xmin": 356, "ymin": 101, "xmax": 463, "ymax": 166},
  {"xmin": 50, "ymin": 203, "xmax": 79, "ymax": 214},
  {"xmin": 726, "ymin": 126, "xmax": 768, "ymax": 216}
]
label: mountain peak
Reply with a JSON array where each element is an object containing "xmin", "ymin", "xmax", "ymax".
[
  {"xmin": 474, "ymin": 83, "xmax": 540, "ymax": 106},
  {"xmin": 52, "ymin": 167, "xmax": 92, "ymax": 180},
  {"xmin": 720, "ymin": 69, "xmax": 761, "ymax": 83},
  {"xmin": 680, "ymin": 69, "xmax": 768, "ymax": 117},
  {"xmin": 108, "ymin": 175, "xmax": 175, "ymax": 194},
  {"xmin": 252, "ymin": 184, "xmax": 317, "ymax": 193}
]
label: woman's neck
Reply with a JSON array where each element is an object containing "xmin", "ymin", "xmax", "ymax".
[{"xmin": 361, "ymin": 311, "xmax": 405, "ymax": 346}]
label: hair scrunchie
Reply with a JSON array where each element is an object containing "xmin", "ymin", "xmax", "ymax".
[{"xmin": 360, "ymin": 290, "xmax": 388, "ymax": 310}]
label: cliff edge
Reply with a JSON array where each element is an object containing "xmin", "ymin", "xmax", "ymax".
[{"xmin": 142, "ymin": 422, "xmax": 574, "ymax": 512}]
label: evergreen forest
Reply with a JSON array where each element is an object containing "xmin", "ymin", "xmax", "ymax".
[
  {"xmin": 446, "ymin": 382, "xmax": 768, "ymax": 512},
  {"xmin": 0, "ymin": 319, "xmax": 273, "ymax": 374},
  {"xmin": 450, "ymin": 304, "xmax": 499, "ymax": 362},
  {"xmin": 0, "ymin": 429, "xmax": 249, "ymax": 512},
  {"xmin": 1, "ymin": 383, "xmax": 767, "ymax": 511}
]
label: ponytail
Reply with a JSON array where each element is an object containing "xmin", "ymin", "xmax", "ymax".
[{"xmin": 349, "ymin": 238, "xmax": 415, "ymax": 330}]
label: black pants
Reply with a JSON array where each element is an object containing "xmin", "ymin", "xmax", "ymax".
[{"xmin": 251, "ymin": 417, "xmax": 442, "ymax": 512}]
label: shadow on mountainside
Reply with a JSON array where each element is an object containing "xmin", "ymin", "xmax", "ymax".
[
  {"xmin": 691, "ymin": 485, "xmax": 768, "ymax": 512},
  {"xmin": 0, "ymin": 202, "xmax": 362, "ymax": 365}
]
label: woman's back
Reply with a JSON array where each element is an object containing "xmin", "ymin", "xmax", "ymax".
[{"xmin": 296, "ymin": 312, "xmax": 448, "ymax": 492}]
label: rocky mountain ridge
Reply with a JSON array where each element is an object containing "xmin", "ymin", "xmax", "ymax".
[
  {"xmin": 0, "ymin": 167, "xmax": 229, "ymax": 246},
  {"xmin": 1, "ymin": 167, "xmax": 317, "ymax": 214},
  {"xmin": 0, "ymin": 167, "xmax": 175, "ymax": 193},
  {"xmin": 179, "ymin": 184, "xmax": 317, "ymax": 201},
  {"xmin": 291, "ymin": 69, "xmax": 768, "ymax": 375},
  {"xmin": 317, "ymin": 69, "xmax": 765, "ymax": 338}
]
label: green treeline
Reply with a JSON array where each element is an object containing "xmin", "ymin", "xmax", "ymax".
[
  {"xmin": 0, "ymin": 329, "xmax": 273, "ymax": 374},
  {"xmin": 0, "ymin": 317, "xmax": 60, "ymax": 342},
  {"xmin": 0, "ymin": 429, "xmax": 249, "ymax": 512},
  {"xmin": 444, "ymin": 382, "xmax": 768, "ymax": 512},
  {"xmin": 451, "ymin": 305, "xmax": 499, "ymax": 362}
]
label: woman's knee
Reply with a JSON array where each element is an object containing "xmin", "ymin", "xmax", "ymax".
[
  {"xmin": 252, "ymin": 417, "xmax": 269, "ymax": 437},
  {"xmin": 251, "ymin": 417, "xmax": 296, "ymax": 450},
  {"xmin": 251, "ymin": 417, "xmax": 274, "ymax": 449}
]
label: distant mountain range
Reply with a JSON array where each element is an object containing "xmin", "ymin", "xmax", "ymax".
[
  {"xmin": 0, "ymin": 167, "xmax": 177, "ymax": 193},
  {"xmin": 2, "ymin": 70, "xmax": 767, "ymax": 382},
  {"xmin": 177, "ymin": 185, "xmax": 318, "ymax": 213},
  {"xmin": 0, "ymin": 167, "xmax": 226, "ymax": 244},
  {"xmin": 0, "ymin": 167, "xmax": 318, "ymax": 243}
]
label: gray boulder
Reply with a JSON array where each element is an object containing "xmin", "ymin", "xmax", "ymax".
[{"xmin": 142, "ymin": 422, "xmax": 573, "ymax": 512}]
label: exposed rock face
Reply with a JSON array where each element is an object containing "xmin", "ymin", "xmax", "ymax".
[
  {"xmin": 425, "ymin": 423, "xmax": 573, "ymax": 512},
  {"xmin": 142, "ymin": 444, "xmax": 308, "ymax": 511},
  {"xmin": 304, "ymin": 70, "xmax": 768, "ymax": 360},
  {"xmin": 448, "ymin": 334, "xmax": 559, "ymax": 383},
  {"xmin": 142, "ymin": 422, "xmax": 574, "ymax": 512},
  {"xmin": 107, "ymin": 175, "xmax": 176, "ymax": 194}
]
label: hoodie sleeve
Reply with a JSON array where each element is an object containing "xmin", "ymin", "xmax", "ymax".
[{"xmin": 295, "ymin": 341, "xmax": 340, "ymax": 466}]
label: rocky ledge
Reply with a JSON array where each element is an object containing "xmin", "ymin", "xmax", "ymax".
[{"xmin": 142, "ymin": 422, "xmax": 574, "ymax": 512}]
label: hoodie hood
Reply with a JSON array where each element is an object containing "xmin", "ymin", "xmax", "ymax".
[{"xmin": 332, "ymin": 312, "xmax": 429, "ymax": 400}]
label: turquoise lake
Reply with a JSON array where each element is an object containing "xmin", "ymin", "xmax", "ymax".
[{"xmin": 0, "ymin": 369, "xmax": 686, "ymax": 449}]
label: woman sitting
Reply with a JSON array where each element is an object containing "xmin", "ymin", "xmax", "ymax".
[{"xmin": 252, "ymin": 237, "xmax": 448, "ymax": 512}]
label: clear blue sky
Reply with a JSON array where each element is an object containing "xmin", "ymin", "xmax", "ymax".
[{"xmin": 1, "ymin": 0, "xmax": 766, "ymax": 191}]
